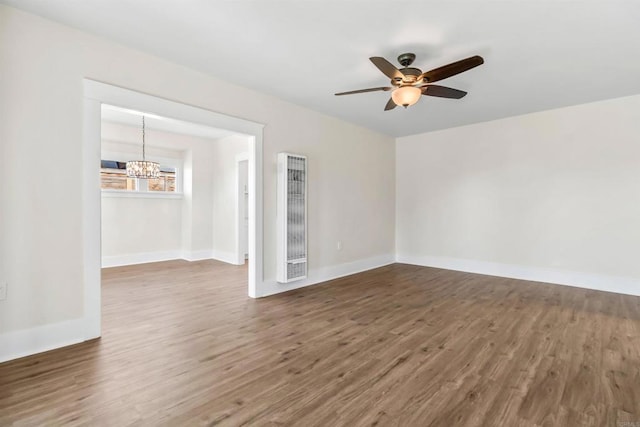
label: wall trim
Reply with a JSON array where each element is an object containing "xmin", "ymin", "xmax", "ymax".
[
  {"xmin": 0, "ymin": 318, "xmax": 87, "ymax": 364},
  {"xmin": 235, "ymin": 153, "xmax": 250, "ymax": 266},
  {"xmin": 101, "ymin": 249, "xmax": 246, "ymax": 267},
  {"xmin": 102, "ymin": 250, "xmax": 182, "ymax": 268},
  {"xmin": 181, "ymin": 250, "xmax": 213, "ymax": 262},
  {"xmin": 102, "ymin": 249, "xmax": 237, "ymax": 268},
  {"xmin": 211, "ymin": 249, "xmax": 242, "ymax": 265},
  {"xmin": 396, "ymin": 254, "xmax": 640, "ymax": 297},
  {"xmin": 101, "ymin": 190, "xmax": 183, "ymax": 199},
  {"xmin": 257, "ymin": 254, "xmax": 395, "ymax": 297}
]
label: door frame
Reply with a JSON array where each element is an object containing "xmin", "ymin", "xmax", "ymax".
[
  {"xmin": 235, "ymin": 153, "xmax": 249, "ymax": 265},
  {"xmin": 82, "ymin": 79, "xmax": 264, "ymax": 340}
]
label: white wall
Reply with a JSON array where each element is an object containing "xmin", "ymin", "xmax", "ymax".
[
  {"xmin": 0, "ymin": 6, "xmax": 395, "ymax": 346},
  {"xmin": 211, "ymin": 135, "xmax": 249, "ymax": 263},
  {"xmin": 102, "ymin": 195, "xmax": 184, "ymax": 265},
  {"xmin": 397, "ymin": 94, "xmax": 640, "ymax": 296},
  {"xmin": 100, "ymin": 122, "xmax": 219, "ymax": 266}
]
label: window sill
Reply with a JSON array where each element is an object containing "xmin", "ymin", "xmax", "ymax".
[{"xmin": 101, "ymin": 190, "xmax": 183, "ymax": 200}]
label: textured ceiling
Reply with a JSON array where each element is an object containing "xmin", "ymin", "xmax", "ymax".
[{"xmin": 4, "ymin": 0, "xmax": 640, "ymax": 137}]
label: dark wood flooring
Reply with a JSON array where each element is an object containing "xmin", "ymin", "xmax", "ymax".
[{"xmin": 0, "ymin": 261, "xmax": 639, "ymax": 426}]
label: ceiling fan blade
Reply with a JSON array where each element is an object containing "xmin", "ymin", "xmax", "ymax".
[
  {"xmin": 422, "ymin": 85, "xmax": 467, "ymax": 99},
  {"xmin": 421, "ymin": 55, "xmax": 484, "ymax": 83},
  {"xmin": 384, "ymin": 98, "xmax": 397, "ymax": 111},
  {"xmin": 334, "ymin": 87, "xmax": 392, "ymax": 96},
  {"xmin": 370, "ymin": 57, "xmax": 406, "ymax": 80}
]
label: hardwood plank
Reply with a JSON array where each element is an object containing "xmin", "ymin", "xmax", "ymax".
[{"xmin": 0, "ymin": 261, "xmax": 639, "ymax": 426}]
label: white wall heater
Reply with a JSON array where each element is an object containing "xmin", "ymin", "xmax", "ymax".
[{"xmin": 277, "ymin": 153, "xmax": 307, "ymax": 283}]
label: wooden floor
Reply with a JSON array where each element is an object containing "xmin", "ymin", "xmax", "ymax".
[{"xmin": 1, "ymin": 261, "xmax": 639, "ymax": 426}]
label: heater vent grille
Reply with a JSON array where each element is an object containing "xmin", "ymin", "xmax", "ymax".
[{"xmin": 277, "ymin": 153, "xmax": 307, "ymax": 283}]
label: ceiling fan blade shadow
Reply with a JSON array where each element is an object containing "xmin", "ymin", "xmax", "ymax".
[
  {"xmin": 370, "ymin": 57, "xmax": 406, "ymax": 80},
  {"xmin": 335, "ymin": 87, "xmax": 392, "ymax": 96},
  {"xmin": 384, "ymin": 98, "xmax": 397, "ymax": 111},
  {"xmin": 421, "ymin": 55, "xmax": 484, "ymax": 83},
  {"xmin": 422, "ymin": 85, "xmax": 467, "ymax": 99}
]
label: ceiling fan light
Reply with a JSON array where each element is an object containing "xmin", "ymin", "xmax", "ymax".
[{"xmin": 391, "ymin": 86, "xmax": 421, "ymax": 108}]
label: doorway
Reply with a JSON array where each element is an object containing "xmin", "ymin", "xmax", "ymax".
[
  {"xmin": 237, "ymin": 156, "xmax": 249, "ymax": 265},
  {"xmin": 83, "ymin": 80, "xmax": 264, "ymax": 341}
]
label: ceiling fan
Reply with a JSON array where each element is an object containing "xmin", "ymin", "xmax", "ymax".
[{"xmin": 335, "ymin": 53, "xmax": 484, "ymax": 110}]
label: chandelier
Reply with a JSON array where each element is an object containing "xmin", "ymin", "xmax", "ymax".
[{"xmin": 126, "ymin": 116, "xmax": 160, "ymax": 179}]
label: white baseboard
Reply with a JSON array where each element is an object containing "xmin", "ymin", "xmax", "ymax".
[
  {"xmin": 0, "ymin": 318, "xmax": 88, "ymax": 364},
  {"xmin": 257, "ymin": 253, "xmax": 395, "ymax": 297},
  {"xmin": 182, "ymin": 250, "xmax": 214, "ymax": 262},
  {"xmin": 102, "ymin": 249, "xmax": 242, "ymax": 267},
  {"xmin": 396, "ymin": 254, "xmax": 640, "ymax": 297},
  {"xmin": 211, "ymin": 249, "xmax": 242, "ymax": 265},
  {"xmin": 102, "ymin": 250, "xmax": 182, "ymax": 268}
]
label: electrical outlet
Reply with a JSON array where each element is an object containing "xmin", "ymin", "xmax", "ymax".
[
  {"xmin": 0, "ymin": 282, "xmax": 6, "ymax": 301},
  {"xmin": 337, "ymin": 241, "xmax": 343, "ymax": 251}
]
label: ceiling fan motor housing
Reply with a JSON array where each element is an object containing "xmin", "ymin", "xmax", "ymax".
[
  {"xmin": 396, "ymin": 67, "xmax": 423, "ymax": 85},
  {"xmin": 397, "ymin": 52, "xmax": 416, "ymax": 67}
]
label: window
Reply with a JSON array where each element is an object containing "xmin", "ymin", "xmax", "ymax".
[
  {"xmin": 100, "ymin": 160, "xmax": 136, "ymax": 190},
  {"xmin": 100, "ymin": 160, "xmax": 179, "ymax": 193},
  {"xmin": 148, "ymin": 167, "xmax": 177, "ymax": 192}
]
